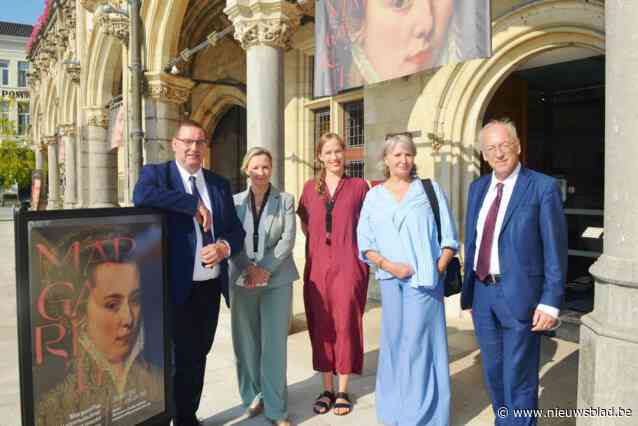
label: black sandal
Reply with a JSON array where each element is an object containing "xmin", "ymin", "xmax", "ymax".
[
  {"xmin": 312, "ymin": 390, "xmax": 335, "ymax": 415},
  {"xmin": 333, "ymin": 392, "xmax": 353, "ymax": 416}
]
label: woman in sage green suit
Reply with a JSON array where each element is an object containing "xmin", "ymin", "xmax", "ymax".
[{"xmin": 229, "ymin": 147, "xmax": 299, "ymax": 426}]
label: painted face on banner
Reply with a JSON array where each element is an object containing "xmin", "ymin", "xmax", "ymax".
[
  {"xmin": 86, "ymin": 262, "xmax": 141, "ymax": 364},
  {"xmin": 363, "ymin": 0, "xmax": 454, "ymax": 80}
]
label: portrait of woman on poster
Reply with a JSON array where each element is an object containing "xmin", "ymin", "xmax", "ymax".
[
  {"xmin": 36, "ymin": 244, "xmax": 164, "ymax": 426},
  {"xmin": 357, "ymin": 133, "xmax": 459, "ymax": 425},
  {"xmin": 315, "ymin": 0, "xmax": 491, "ymax": 95}
]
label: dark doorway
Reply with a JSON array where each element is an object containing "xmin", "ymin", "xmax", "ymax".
[
  {"xmin": 210, "ymin": 105, "xmax": 247, "ymax": 193},
  {"xmin": 483, "ymin": 54, "xmax": 605, "ymax": 321}
]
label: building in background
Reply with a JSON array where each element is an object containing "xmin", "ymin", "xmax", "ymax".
[
  {"xmin": 0, "ymin": 21, "xmax": 32, "ymax": 140},
  {"xmin": 25, "ymin": 1, "xmax": 638, "ymax": 419}
]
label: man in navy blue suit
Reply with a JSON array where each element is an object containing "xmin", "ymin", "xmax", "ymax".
[
  {"xmin": 461, "ymin": 119, "xmax": 567, "ymax": 426},
  {"xmin": 133, "ymin": 119, "xmax": 244, "ymax": 426}
]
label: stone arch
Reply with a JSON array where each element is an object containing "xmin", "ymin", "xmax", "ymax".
[
  {"xmin": 143, "ymin": 0, "xmax": 190, "ymax": 73},
  {"xmin": 59, "ymin": 67, "xmax": 77, "ymax": 125},
  {"xmin": 191, "ymin": 84, "xmax": 247, "ymax": 137},
  {"xmin": 42, "ymin": 77, "xmax": 58, "ymax": 136},
  {"xmin": 84, "ymin": 26, "xmax": 123, "ymax": 107},
  {"xmin": 427, "ymin": 0, "xmax": 604, "ymax": 222}
]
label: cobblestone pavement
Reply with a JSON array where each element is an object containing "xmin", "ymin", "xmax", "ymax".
[{"xmin": 0, "ymin": 219, "xmax": 579, "ymax": 426}]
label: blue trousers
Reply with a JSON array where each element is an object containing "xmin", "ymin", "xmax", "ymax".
[
  {"xmin": 472, "ymin": 279, "xmax": 540, "ymax": 426},
  {"xmin": 376, "ymin": 278, "xmax": 450, "ymax": 426}
]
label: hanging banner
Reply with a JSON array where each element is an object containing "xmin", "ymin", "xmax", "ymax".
[
  {"xmin": 15, "ymin": 208, "xmax": 171, "ymax": 426},
  {"xmin": 314, "ymin": 0, "xmax": 492, "ymax": 97}
]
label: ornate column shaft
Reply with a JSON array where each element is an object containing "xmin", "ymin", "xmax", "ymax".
[
  {"xmin": 577, "ymin": 2, "xmax": 638, "ymax": 423},
  {"xmin": 85, "ymin": 107, "xmax": 118, "ymax": 207},
  {"xmin": 59, "ymin": 124, "xmax": 78, "ymax": 208},
  {"xmin": 225, "ymin": 0, "xmax": 301, "ymax": 189},
  {"xmin": 44, "ymin": 136, "xmax": 61, "ymax": 210},
  {"xmin": 143, "ymin": 72, "xmax": 195, "ymax": 164}
]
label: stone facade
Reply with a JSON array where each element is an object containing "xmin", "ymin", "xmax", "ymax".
[{"xmin": 27, "ymin": 1, "xmax": 638, "ymax": 421}]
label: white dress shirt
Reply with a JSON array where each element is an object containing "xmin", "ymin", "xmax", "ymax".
[
  {"xmin": 175, "ymin": 162, "xmax": 220, "ymax": 281},
  {"xmin": 474, "ymin": 163, "xmax": 559, "ymax": 318}
]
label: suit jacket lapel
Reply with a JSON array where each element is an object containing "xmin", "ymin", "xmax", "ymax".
[
  {"xmin": 263, "ymin": 187, "xmax": 280, "ymax": 237},
  {"xmin": 499, "ymin": 167, "xmax": 531, "ymax": 236},
  {"xmin": 235, "ymin": 190, "xmax": 250, "ymax": 223},
  {"xmin": 470, "ymin": 177, "xmax": 491, "ymax": 247},
  {"xmin": 203, "ymin": 170, "xmax": 221, "ymax": 236},
  {"xmin": 169, "ymin": 161, "xmax": 186, "ymax": 193}
]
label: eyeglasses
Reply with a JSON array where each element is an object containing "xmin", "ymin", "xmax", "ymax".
[
  {"xmin": 483, "ymin": 142, "xmax": 516, "ymax": 156},
  {"xmin": 175, "ymin": 138, "xmax": 209, "ymax": 147}
]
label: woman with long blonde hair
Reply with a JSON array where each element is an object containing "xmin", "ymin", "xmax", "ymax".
[{"xmin": 297, "ymin": 133, "xmax": 369, "ymax": 416}]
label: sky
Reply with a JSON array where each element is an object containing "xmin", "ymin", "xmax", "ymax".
[{"xmin": 0, "ymin": 0, "xmax": 45, "ymax": 26}]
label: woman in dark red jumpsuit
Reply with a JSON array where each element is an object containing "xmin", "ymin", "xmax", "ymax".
[{"xmin": 297, "ymin": 133, "xmax": 369, "ymax": 416}]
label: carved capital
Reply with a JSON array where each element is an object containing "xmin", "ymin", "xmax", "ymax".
[
  {"xmin": 85, "ymin": 107, "xmax": 110, "ymax": 128},
  {"xmin": 58, "ymin": 124, "xmax": 77, "ymax": 137},
  {"xmin": 145, "ymin": 72, "xmax": 195, "ymax": 105},
  {"xmin": 96, "ymin": 11, "xmax": 129, "ymax": 43},
  {"xmin": 63, "ymin": 2, "xmax": 77, "ymax": 27},
  {"xmin": 225, "ymin": 0, "xmax": 301, "ymax": 50},
  {"xmin": 65, "ymin": 62, "xmax": 81, "ymax": 84},
  {"xmin": 79, "ymin": 0, "xmax": 100, "ymax": 12},
  {"xmin": 43, "ymin": 135, "xmax": 58, "ymax": 146},
  {"xmin": 27, "ymin": 72, "xmax": 41, "ymax": 90}
]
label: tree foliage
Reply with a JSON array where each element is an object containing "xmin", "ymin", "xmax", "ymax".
[{"xmin": 0, "ymin": 117, "xmax": 35, "ymax": 191}]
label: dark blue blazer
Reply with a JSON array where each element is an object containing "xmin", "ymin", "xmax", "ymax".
[
  {"xmin": 133, "ymin": 161, "xmax": 245, "ymax": 307},
  {"xmin": 461, "ymin": 167, "xmax": 568, "ymax": 320}
]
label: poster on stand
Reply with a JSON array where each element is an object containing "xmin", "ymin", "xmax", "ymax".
[{"xmin": 14, "ymin": 208, "xmax": 171, "ymax": 426}]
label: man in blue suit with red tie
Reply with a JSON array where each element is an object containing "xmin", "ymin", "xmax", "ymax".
[
  {"xmin": 461, "ymin": 118, "xmax": 567, "ymax": 426},
  {"xmin": 133, "ymin": 119, "xmax": 244, "ymax": 426}
]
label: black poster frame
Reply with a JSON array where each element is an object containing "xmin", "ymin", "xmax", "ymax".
[{"xmin": 14, "ymin": 207, "xmax": 171, "ymax": 426}]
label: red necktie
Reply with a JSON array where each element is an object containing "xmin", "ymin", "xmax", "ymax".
[{"xmin": 476, "ymin": 183, "xmax": 504, "ymax": 281}]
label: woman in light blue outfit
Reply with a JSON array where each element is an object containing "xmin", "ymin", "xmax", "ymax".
[
  {"xmin": 357, "ymin": 133, "xmax": 459, "ymax": 426},
  {"xmin": 229, "ymin": 147, "xmax": 299, "ymax": 426}
]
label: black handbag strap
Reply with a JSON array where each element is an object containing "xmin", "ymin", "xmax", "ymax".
[{"xmin": 421, "ymin": 179, "xmax": 442, "ymax": 246}]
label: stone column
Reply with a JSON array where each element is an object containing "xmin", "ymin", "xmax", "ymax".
[
  {"xmin": 59, "ymin": 124, "xmax": 77, "ymax": 208},
  {"xmin": 225, "ymin": 0, "xmax": 301, "ymax": 189},
  {"xmin": 44, "ymin": 136, "xmax": 61, "ymax": 210},
  {"xmin": 34, "ymin": 144, "xmax": 45, "ymax": 170},
  {"xmin": 577, "ymin": 2, "xmax": 638, "ymax": 424},
  {"xmin": 85, "ymin": 107, "xmax": 118, "ymax": 207},
  {"xmin": 144, "ymin": 72, "xmax": 195, "ymax": 164}
]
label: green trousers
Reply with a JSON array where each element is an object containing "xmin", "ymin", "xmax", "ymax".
[{"xmin": 231, "ymin": 283, "xmax": 292, "ymax": 421}]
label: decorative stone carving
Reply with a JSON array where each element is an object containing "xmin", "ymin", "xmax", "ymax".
[
  {"xmin": 145, "ymin": 72, "xmax": 195, "ymax": 105},
  {"xmin": 85, "ymin": 108, "xmax": 109, "ymax": 128},
  {"xmin": 225, "ymin": 0, "xmax": 302, "ymax": 50},
  {"xmin": 64, "ymin": 62, "xmax": 81, "ymax": 84},
  {"xmin": 58, "ymin": 124, "xmax": 77, "ymax": 137},
  {"xmin": 79, "ymin": 0, "xmax": 101, "ymax": 12},
  {"xmin": 96, "ymin": 12, "xmax": 129, "ymax": 43},
  {"xmin": 43, "ymin": 135, "xmax": 58, "ymax": 146},
  {"xmin": 27, "ymin": 72, "xmax": 41, "ymax": 90}
]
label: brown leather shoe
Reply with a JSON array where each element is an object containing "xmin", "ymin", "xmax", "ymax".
[{"xmin": 247, "ymin": 399, "xmax": 264, "ymax": 418}]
